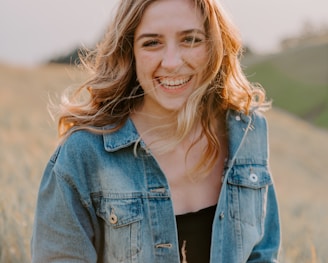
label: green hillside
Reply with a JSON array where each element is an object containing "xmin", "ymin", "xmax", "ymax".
[{"xmin": 242, "ymin": 41, "xmax": 328, "ymax": 129}]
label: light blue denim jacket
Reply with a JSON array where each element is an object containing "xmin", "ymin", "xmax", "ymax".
[{"xmin": 31, "ymin": 109, "xmax": 281, "ymax": 263}]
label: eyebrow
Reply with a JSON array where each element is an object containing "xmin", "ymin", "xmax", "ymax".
[{"xmin": 135, "ymin": 29, "xmax": 206, "ymax": 42}]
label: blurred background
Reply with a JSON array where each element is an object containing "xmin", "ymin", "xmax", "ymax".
[{"xmin": 0, "ymin": 0, "xmax": 327, "ymax": 262}]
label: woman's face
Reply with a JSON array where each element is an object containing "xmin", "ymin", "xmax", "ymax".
[{"xmin": 133, "ymin": 0, "xmax": 209, "ymax": 115}]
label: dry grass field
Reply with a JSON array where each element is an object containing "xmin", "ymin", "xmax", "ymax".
[{"xmin": 0, "ymin": 64, "xmax": 327, "ymax": 262}]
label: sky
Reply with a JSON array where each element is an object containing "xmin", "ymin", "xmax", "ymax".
[{"xmin": 0, "ymin": 0, "xmax": 327, "ymax": 66}]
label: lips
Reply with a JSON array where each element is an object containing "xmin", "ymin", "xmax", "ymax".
[{"xmin": 157, "ymin": 76, "xmax": 192, "ymax": 90}]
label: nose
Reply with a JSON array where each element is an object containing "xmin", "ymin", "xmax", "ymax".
[{"xmin": 161, "ymin": 45, "xmax": 183, "ymax": 72}]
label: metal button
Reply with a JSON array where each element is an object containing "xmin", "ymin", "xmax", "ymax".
[
  {"xmin": 235, "ymin": 115, "xmax": 241, "ymax": 121},
  {"xmin": 109, "ymin": 212, "xmax": 118, "ymax": 224},
  {"xmin": 249, "ymin": 173, "xmax": 258, "ymax": 183},
  {"xmin": 219, "ymin": 212, "xmax": 225, "ymax": 220}
]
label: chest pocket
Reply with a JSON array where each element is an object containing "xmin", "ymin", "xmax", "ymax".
[
  {"xmin": 227, "ymin": 164, "xmax": 272, "ymax": 226},
  {"xmin": 95, "ymin": 196, "xmax": 143, "ymax": 262}
]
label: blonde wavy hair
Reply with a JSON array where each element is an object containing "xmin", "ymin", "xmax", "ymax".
[{"xmin": 56, "ymin": 0, "xmax": 268, "ymax": 179}]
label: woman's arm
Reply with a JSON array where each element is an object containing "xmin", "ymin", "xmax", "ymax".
[
  {"xmin": 31, "ymin": 160, "xmax": 98, "ymax": 263},
  {"xmin": 247, "ymin": 183, "xmax": 281, "ymax": 262}
]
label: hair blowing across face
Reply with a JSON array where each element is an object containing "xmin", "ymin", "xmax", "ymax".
[{"xmin": 55, "ymin": 0, "xmax": 269, "ymax": 178}]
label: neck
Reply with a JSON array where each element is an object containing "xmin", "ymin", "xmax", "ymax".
[
  {"xmin": 130, "ymin": 108, "xmax": 203, "ymax": 154},
  {"xmin": 130, "ymin": 103, "xmax": 178, "ymax": 138}
]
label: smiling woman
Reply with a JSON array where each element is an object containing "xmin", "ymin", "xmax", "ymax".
[{"xmin": 31, "ymin": 0, "xmax": 281, "ymax": 262}]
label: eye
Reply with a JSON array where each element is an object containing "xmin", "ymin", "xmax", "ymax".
[
  {"xmin": 142, "ymin": 39, "xmax": 161, "ymax": 47},
  {"xmin": 182, "ymin": 35, "xmax": 204, "ymax": 46}
]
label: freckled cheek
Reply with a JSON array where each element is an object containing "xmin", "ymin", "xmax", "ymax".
[
  {"xmin": 135, "ymin": 53, "xmax": 159, "ymax": 75},
  {"xmin": 185, "ymin": 48, "xmax": 209, "ymax": 69},
  {"xmin": 135, "ymin": 53, "xmax": 159, "ymax": 88}
]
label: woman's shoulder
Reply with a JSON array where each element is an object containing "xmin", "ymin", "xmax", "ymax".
[
  {"xmin": 50, "ymin": 129, "xmax": 105, "ymax": 171},
  {"xmin": 56, "ymin": 118, "xmax": 139, "ymax": 158},
  {"xmin": 66, "ymin": 128, "xmax": 103, "ymax": 145},
  {"xmin": 227, "ymin": 109, "xmax": 270, "ymax": 164},
  {"xmin": 251, "ymin": 109, "xmax": 268, "ymax": 128},
  {"xmin": 60, "ymin": 128, "xmax": 104, "ymax": 155},
  {"xmin": 227, "ymin": 108, "xmax": 268, "ymax": 129}
]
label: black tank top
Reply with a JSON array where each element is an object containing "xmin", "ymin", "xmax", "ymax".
[{"xmin": 176, "ymin": 204, "xmax": 217, "ymax": 263}]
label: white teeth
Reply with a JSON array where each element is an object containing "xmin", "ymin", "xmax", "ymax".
[{"xmin": 159, "ymin": 77, "xmax": 190, "ymax": 89}]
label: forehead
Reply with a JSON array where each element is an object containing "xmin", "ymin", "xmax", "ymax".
[{"xmin": 136, "ymin": 0, "xmax": 204, "ymax": 33}]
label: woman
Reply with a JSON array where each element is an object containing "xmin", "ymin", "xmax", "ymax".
[{"xmin": 31, "ymin": 0, "xmax": 281, "ymax": 262}]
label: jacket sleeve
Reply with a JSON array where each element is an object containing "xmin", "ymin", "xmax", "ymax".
[
  {"xmin": 247, "ymin": 183, "xmax": 281, "ymax": 262},
  {"xmin": 31, "ymin": 156, "xmax": 99, "ymax": 263}
]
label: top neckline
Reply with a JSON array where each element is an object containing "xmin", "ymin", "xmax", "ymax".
[{"xmin": 176, "ymin": 204, "xmax": 217, "ymax": 218}]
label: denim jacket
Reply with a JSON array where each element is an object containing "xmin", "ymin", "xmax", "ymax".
[{"xmin": 31, "ymin": 109, "xmax": 281, "ymax": 263}]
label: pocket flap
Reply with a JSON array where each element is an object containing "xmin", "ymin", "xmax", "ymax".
[
  {"xmin": 97, "ymin": 198, "xmax": 143, "ymax": 228},
  {"xmin": 227, "ymin": 165, "xmax": 272, "ymax": 189}
]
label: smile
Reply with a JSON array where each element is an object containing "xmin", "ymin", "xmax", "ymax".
[{"xmin": 158, "ymin": 77, "xmax": 191, "ymax": 90}]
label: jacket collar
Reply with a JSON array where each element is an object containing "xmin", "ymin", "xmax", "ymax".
[
  {"xmin": 103, "ymin": 110, "xmax": 252, "ymax": 155},
  {"xmin": 103, "ymin": 118, "xmax": 141, "ymax": 152},
  {"xmin": 226, "ymin": 109, "xmax": 252, "ymax": 164}
]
